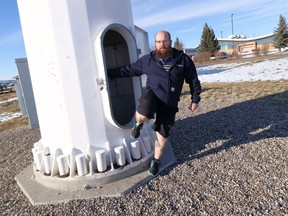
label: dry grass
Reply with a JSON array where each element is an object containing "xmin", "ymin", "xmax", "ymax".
[
  {"xmin": 0, "ymin": 100, "xmax": 20, "ymax": 113},
  {"xmin": 0, "ymin": 91, "xmax": 17, "ymax": 101},
  {"xmin": 1, "ymin": 54, "xmax": 288, "ymax": 133},
  {"xmin": 1, "ymin": 80, "xmax": 287, "ymax": 133},
  {"xmin": 195, "ymin": 52, "xmax": 288, "ymax": 67},
  {"xmin": 0, "ymin": 92, "xmax": 29, "ymax": 132},
  {"xmin": 200, "ymin": 80, "xmax": 288, "ymax": 102},
  {"xmin": 0, "ymin": 116, "xmax": 29, "ymax": 132},
  {"xmin": 182, "ymin": 80, "xmax": 288, "ymax": 104}
]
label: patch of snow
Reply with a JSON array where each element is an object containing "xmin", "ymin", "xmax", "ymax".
[
  {"xmin": 0, "ymin": 97, "xmax": 18, "ymax": 104},
  {"xmin": 197, "ymin": 57, "xmax": 288, "ymax": 83},
  {"xmin": 0, "ymin": 112, "xmax": 22, "ymax": 122},
  {"xmin": 0, "ymin": 97, "xmax": 22, "ymax": 122}
]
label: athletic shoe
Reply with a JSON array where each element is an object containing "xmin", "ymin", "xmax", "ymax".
[
  {"xmin": 148, "ymin": 158, "xmax": 160, "ymax": 176},
  {"xmin": 130, "ymin": 123, "xmax": 143, "ymax": 139}
]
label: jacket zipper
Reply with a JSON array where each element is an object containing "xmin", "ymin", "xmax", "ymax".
[
  {"xmin": 165, "ymin": 54, "xmax": 183, "ymax": 104},
  {"xmin": 151, "ymin": 53, "xmax": 184, "ymax": 104}
]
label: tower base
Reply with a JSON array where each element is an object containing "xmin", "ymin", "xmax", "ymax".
[{"xmin": 15, "ymin": 142, "xmax": 175, "ymax": 206}]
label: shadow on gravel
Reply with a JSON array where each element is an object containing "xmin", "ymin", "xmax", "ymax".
[{"xmin": 169, "ymin": 91, "xmax": 288, "ymax": 164}]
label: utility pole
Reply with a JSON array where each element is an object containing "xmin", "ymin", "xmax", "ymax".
[
  {"xmin": 231, "ymin": 14, "xmax": 234, "ymax": 36},
  {"xmin": 221, "ymin": 31, "xmax": 223, "ymax": 51}
]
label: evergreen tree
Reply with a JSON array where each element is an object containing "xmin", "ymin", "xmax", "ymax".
[
  {"xmin": 198, "ymin": 23, "xmax": 221, "ymax": 55},
  {"xmin": 173, "ymin": 37, "xmax": 184, "ymax": 50},
  {"xmin": 273, "ymin": 15, "xmax": 288, "ymax": 51}
]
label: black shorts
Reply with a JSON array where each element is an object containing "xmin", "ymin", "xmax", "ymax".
[{"xmin": 137, "ymin": 87, "xmax": 178, "ymax": 138}]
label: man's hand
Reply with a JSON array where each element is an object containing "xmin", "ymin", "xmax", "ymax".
[{"xmin": 189, "ymin": 102, "xmax": 199, "ymax": 112}]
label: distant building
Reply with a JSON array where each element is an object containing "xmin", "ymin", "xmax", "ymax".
[
  {"xmin": 218, "ymin": 33, "xmax": 275, "ymax": 54},
  {"xmin": 183, "ymin": 33, "xmax": 275, "ymax": 58},
  {"xmin": 183, "ymin": 48, "xmax": 198, "ymax": 57}
]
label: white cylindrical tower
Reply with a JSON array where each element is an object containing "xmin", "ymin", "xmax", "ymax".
[{"xmin": 17, "ymin": 0, "xmax": 155, "ymax": 188}]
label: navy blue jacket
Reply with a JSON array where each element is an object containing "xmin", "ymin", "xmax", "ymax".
[{"xmin": 109, "ymin": 48, "xmax": 201, "ymax": 108}]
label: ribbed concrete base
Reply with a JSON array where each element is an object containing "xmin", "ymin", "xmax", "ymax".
[{"xmin": 15, "ymin": 142, "xmax": 175, "ymax": 206}]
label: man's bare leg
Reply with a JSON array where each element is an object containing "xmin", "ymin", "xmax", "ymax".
[
  {"xmin": 148, "ymin": 132, "xmax": 168, "ymax": 176},
  {"xmin": 154, "ymin": 132, "xmax": 168, "ymax": 160},
  {"xmin": 130, "ymin": 111, "xmax": 148, "ymax": 139},
  {"xmin": 135, "ymin": 111, "xmax": 148, "ymax": 124}
]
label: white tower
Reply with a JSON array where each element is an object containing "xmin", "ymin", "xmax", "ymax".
[{"xmin": 16, "ymin": 0, "xmax": 175, "ymax": 204}]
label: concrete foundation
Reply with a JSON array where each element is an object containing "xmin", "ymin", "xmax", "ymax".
[{"xmin": 15, "ymin": 141, "xmax": 175, "ymax": 206}]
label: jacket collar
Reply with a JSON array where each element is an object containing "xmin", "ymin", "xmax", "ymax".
[{"xmin": 150, "ymin": 48, "xmax": 183, "ymax": 61}]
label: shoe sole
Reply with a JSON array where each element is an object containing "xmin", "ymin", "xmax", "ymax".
[
  {"xmin": 148, "ymin": 171, "xmax": 157, "ymax": 177},
  {"xmin": 130, "ymin": 134, "xmax": 140, "ymax": 139}
]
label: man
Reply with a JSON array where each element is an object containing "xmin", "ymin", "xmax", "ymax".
[{"xmin": 108, "ymin": 30, "xmax": 201, "ymax": 176}]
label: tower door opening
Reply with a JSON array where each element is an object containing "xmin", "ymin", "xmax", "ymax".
[{"xmin": 103, "ymin": 30, "xmax": 136, "ymax": 127}]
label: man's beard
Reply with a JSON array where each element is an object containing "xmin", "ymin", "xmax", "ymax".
[{"xmin": 155, "ymin": 47, "xmax": 172, "ymax": 60}]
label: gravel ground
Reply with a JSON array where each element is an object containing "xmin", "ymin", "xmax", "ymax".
[{"xmin": 0, "ymin": 81, "xmax": 287, "ymax": 215}]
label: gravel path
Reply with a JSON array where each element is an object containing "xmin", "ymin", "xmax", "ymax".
[{"xmin": 0, "ymin": 82, "xmax": 287, "ymax": 215}]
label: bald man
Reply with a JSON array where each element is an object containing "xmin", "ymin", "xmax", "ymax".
[{"xmin": 109, "ymin": 30, "xmax": 201, "ymax": 176}]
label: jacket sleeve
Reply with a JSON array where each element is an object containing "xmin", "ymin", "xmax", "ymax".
[
  {"xmin": 107, "ymin": 67, "xmax": 124, "ymax": 77},
  {"xmin": 184, "ymin": 56, "xmax": 201, "ymax": 103},
  {"xmin": 120, "ymin": 59, "xmax": 144, "ymax": 76},
  {"xmin": 107, "ymin": 58, "xmax": 144, "ymax": 78}
]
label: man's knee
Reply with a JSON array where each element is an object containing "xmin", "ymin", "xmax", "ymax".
[
  {"xmin": 156, "ymin": 132, "xmax": 168, "ymax": 147},
  {"xmin": 136, "ymin": 111, "xmax": 148, "ymax": 122},
  {"xmin": 154, "ymin": 140, "xmax": 161, "ymax": 147}
]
